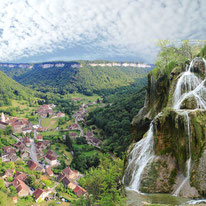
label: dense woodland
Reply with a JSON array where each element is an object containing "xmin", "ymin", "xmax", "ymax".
[
  {"xmin": 87, "ymin": 87, "xmax": 146, "ymax": 157},
  {"xmin": 0, "ymin": 61, "xmax": 152, "ymax": 96},
  {"xmin": 0, "ymin": 71, "xmax": 35, "ymax": 107}
]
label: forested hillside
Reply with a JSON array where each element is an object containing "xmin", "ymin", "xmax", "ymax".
[
  {"xmin": 0, "ymin": 61, "xmax": 153, "ymax": 95},
  {"xmin": 0, "ymin": 71, "xmax": 35, "ymax": 106},
  {"xmin": 87, "ymin": 87, "xmax": 146, "ymax": 157}
]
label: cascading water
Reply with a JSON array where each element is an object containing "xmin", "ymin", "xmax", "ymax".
[
  {"xmin": 124, "ymin": 57, "xmax": 206, "ymax": 198},
  {"xmin": 173, "ymin": 111, "xmax": 191, "ymax": 196},
  {"xmin": 124, "ymin": 123, "xmax": 155, "ymax": 192},
  {"xmin": 172, "ymin": 57, "xmax": 206, "ymax": 195}
]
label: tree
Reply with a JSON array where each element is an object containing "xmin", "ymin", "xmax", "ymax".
[
  {"xmin": 65, "ymin": 134, "xmax": 73, "ymax": 151},
  {"xmin": 4, "ymin": 126, "xmax": 13, "ymax": 135},
  {"xmin": 77, "ymin": 154, "xmax": 125, "ymax": 205},
  {"xmin": 0, "ymin": 179, "xmax": 7, "ymax": 192}
]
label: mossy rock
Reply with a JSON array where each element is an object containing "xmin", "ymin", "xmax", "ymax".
[
  {"xmin": 180, "ymin": 96, "xmax": 197, "ymax": 109},
  {"xmin": 139, "ymin": 156, "xmax": 177, "ymax": 193}
]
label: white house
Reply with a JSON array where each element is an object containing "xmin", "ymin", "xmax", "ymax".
[{"xmin": 45, "ymin": 154, "xmax": 57, "ymax": 166}]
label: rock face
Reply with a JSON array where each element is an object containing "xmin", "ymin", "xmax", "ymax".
[{"xmin": 124, "ymin": 57, "xmax": 206, "ymax": 198}]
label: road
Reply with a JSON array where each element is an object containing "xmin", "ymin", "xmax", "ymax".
[
  {"xmin": 39, "ymin": 118, "xmax": 42, "ymax": 127},
  {"xmin": 30, "ymin": 138, "xmax": 38, "ymax": 162}
]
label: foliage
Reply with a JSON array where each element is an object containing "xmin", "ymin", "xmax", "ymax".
[
  {"xmin": 75, "ymin": 154, "xmax": 125, "ymax": 205},
  {"xmin": 155, "ymin": 40, "xmax": 205, "ymax": 75},
  {"xmin": 70, "ymin": 147, "xmax": 100, "ymax": 173},
  {"xmin": 0, "ymin": 71, "xmax": 35, "ymax": 106},
  {"xmin": 87, "ymin": 88, "xmax": 146, "ymax": 157},
  {"xmin": 0, "ymin": 61, "xmax": 152, "ymax": 96}
]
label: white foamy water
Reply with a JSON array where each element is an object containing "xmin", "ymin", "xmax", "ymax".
[{"xmin": 124, "ymin": 123, "xmax": 155, "ymax": 191}]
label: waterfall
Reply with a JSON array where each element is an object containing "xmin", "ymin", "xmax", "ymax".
[
  {"xmin": 124, "ymin": 57, "xmax": 206, "ymax": 195},
  {"xmin": 173, "ymin": 111, "xmax": 191, "ymax": 196},
  {"xmin": 172, "ymin": 57, "xmax": 206, "ymax": 195},
  {"xmin": 124, "ymin": 122, "xmax": 155, "ymax": 192}
]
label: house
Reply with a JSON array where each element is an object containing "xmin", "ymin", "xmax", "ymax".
[
  {"xmin": 33, "ymin": 188, "xmax": 52, "ymax": 202},
  {"xmin": 56, "ymin": 112, "xmax": 65, "ymax": 118},
  {"xmin": 73, "ymin": 185, "xmax": 86, "ymax": 197},
  {"xmin": 57, "ymin": 173, "xmax": 77, "ymax": 189},
  {"xmin": 69, "ymin": 133, "xmax": 77, "ymax": 139},
  {"xmin": 1, "ymin": 154, "xmax": 10, "ymax": 162},
  {"xmin": 36, "ymin": 149, "xmax": 44, "ymax": 158},
  {"xmin": 68, "ymin": 124, "xmax": 79, "ymax": 130},
  {"xmin": 36, "ymin": 142, "xmax": 47, "ymax": 150},
  {"xmin": 14, "ymin": 172, "xmax": 27, "ymax": 182},
  {"xmin": 20, "ymin": 151, "xmax": 29, "ymax": 159},
  {"xmin": 9, "ymin": 153, "xmax": 18, "ymax": 162},
  {"xmin": 2, "ymin": 169, "xmax": 15, "ymax": 180},
  {"xmin": 12, "ymin": 178, "xmax": 30, "ymax": 197},
  {"xmin": 37, "ymin": 135, "xmax": 43, "ymax": 141},
  {"xmin": 87, "ymin": 136, "xmax": 101, "ymax": 147},
  {"xmin": 63, "ymin": 167, "xmax": 79, "ymax": 180},
  {"xmin": 86, "ymin": 130, "xmax": 93, "ymax": 138},
  {"xmin": 22, "ymin": 127, "xmax": 32, "ymax": 135},
  {"xmin": 57, "ymin": 173, "xmax": 65, "ymax": 182},
  {"xmin": 36, "ymin": 165, "xmax": 45, "ymax": 173},
  {"xmin": 0, "ymin": 121, "xmax": 9, "ymax": 130},
  {"xmin": 2, "ymin": 146, "xmax": 16, "ymax": 155},
  {"xmin": 46, "ymin": 167, "xmax": 54, "ymax": 177},
  {"xmin": 14, "ymin": 142, "xmax": 26, "ymax": 151},
  {"xmin": 12, "ymin": 196, "xmax": 18, "ymax": 203},
  {"xmin": 45, "ymin": 154, "xmax": 57, "ymax": 166},
  {"xmin": 27, "ymin": 160, "xmax": 38, "ymax": 170},
  {"xmin": 62, "ymin": 167, "xmax": 72, "ymax": 176},
  {"xmin": 43, "ymin": 140, "xmax": 50, "ymax": 147},
  {"xmin": 23, "ymin": 137, "xmax": 31, "ymax": 147},
  {"xmin": 62, "ymin": 176, "xmax": 76, "ymax": 189},
  {"xmin": 46, "ymin": 150, "xmax": 58, "ymax": 158},
  {"xmin": 72, "ymin": 98, "xmax": 82, "ymax": 102}
]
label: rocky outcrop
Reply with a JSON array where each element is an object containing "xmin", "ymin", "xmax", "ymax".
[{"xmin": 125, "ymin": 57, "xmax": 206, "ymax": 198}]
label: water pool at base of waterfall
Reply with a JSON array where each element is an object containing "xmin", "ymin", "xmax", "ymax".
[{"xmin": 126, "ymin": 190, "xmax": 206, "ymax": 206}]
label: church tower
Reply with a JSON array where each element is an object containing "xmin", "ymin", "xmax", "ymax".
[{"xmin": 1, "ymin": 112, "xmax": 5, "ymax": 122}]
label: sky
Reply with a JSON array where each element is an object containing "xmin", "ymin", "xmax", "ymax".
[{"xmin": 0, "ymin": 0, "xmax": 205, "ymax": 63}]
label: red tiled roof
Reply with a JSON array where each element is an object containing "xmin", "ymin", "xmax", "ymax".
[
  {"xmin": 27, "ymin": 160, "xmax": 38, "ymax": 170},
  {"xmin": 45, "ymin": 154, "xmax": 56, "ymax": 161},
  {"xmin": 15, "ymin": 172, "xmax": 28, "ymax": 181},
  {"xmin": 63, "ymin": 167, "xmax": 72, "ymax": 176},
  {"xmin": 73, "ymin": 185, "xmax": 86, "ymax": 197},
  {"xmin": 57, "ymin": 173, "xmax": 65, "ymax": 182},
  {"xmin": 37, "ymin": 135, "xmax": 43, "ymax": 140},
  {"xmin": 33, "ymin": 188, "xmax": 44, "ymax": 201},
  {"xmin": 46, "ymin": 167, "xmax": 54, "ymax": 176}
]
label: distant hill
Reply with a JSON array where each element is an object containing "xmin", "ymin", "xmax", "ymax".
[
  {"xmin": 0, "ymin": 71, "xmax": 35, "ymax": 106},
  {"xmin": 0, "ymin": 61, "xmax": 154, "ymax": 95}
]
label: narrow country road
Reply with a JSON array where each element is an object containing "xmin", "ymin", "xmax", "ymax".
[{"xmin": 30, "ymin": 138, "xmax": 38, "ymax": 162}]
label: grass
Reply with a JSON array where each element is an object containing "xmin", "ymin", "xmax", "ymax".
[
  {"xmin": 42, "ymin": 118, "xmax": 59, "ymax": 130},
  {"xmin": 64, "ymin": 93, "xmax": 102, "ymax": 104},
  {"xmin": 4, "ymin": 135, "xmax": 17, "ymax": 145},
  {"xmin": 0, "ymin": 100, "xmax": 38, "ymax": 118},
  {"xmin": 72, "ymin": 142, "xmax": 100, "ymax": 157},
  {"xmin": 59, "ymin": 119, "xmax": 75, "ymax": 130},
  {"xmin": 41, "ymin": 131, "xmax": 60, "ymax": 136},
  {"xmin": 50, "ymin": 143, "xmax": 73, "ymax": 165}
]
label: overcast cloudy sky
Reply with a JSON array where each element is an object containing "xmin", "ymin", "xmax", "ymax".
[{"xmin": 0, "ymin": 0, "xmax": 205, "ymax": 63}]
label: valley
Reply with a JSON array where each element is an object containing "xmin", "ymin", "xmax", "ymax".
[
  {"xmin": 0, "ymin": 62, "xmax": 148, "ymax": 205},
  {"xmin": 0, "ymin": 43, "xmax": 206, "ymax": 206}
]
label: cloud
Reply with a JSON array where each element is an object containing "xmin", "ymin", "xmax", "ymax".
[{"xmin": 0, "ymin": 0, "xmax": 205, "ymax": 63}]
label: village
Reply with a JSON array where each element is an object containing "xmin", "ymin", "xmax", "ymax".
[{"xmin": 0, "ymin": 99, "xmax": 103, "ymax": 205}]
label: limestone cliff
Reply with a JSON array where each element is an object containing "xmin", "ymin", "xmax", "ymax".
[{"xmin": 124, "ymin": 57, "xmax": 206, "ymax": 198}]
